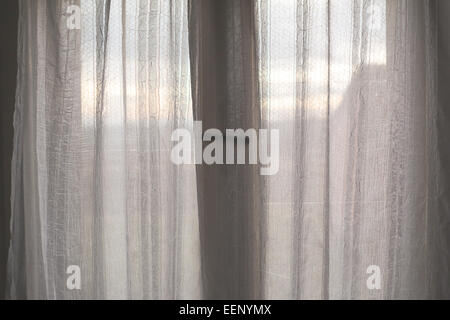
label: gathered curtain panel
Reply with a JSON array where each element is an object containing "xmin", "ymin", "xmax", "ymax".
[{"xmin": 7, "ymin": 0, "xmax": 450, "ymax": 299}]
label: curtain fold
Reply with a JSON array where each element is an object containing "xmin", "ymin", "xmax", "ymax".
[
  {"xmin": 188, "ymin": 0, "xmax": 265, "ymax": 299},
  {"xmin": 7, "ymin": 0, "xmax": 450, "ymax": 300}
]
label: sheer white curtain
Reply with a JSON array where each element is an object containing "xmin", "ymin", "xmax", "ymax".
[
  {"xmin": 9, "ymin": 0, "xmax": 201, "ymax": 299},
  {"xmin": 8, "ymin": 0, "xmax": 450, "ymax": 300},
  {"xmin": 256, "ymin": 0, "xmax": 449, "ymax": 299}
]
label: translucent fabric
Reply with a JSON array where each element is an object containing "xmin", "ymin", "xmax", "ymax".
[
  {"xmin": 255, "ymin": 0, "xmax": 449, "ymax": 299},
  {"xmin": 9, "ymin": 0, "xmax": 201, "ymax": 299},
  {"xmin": 8, "ymin": 0, "xmax": 450, "ymax": 299}
]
